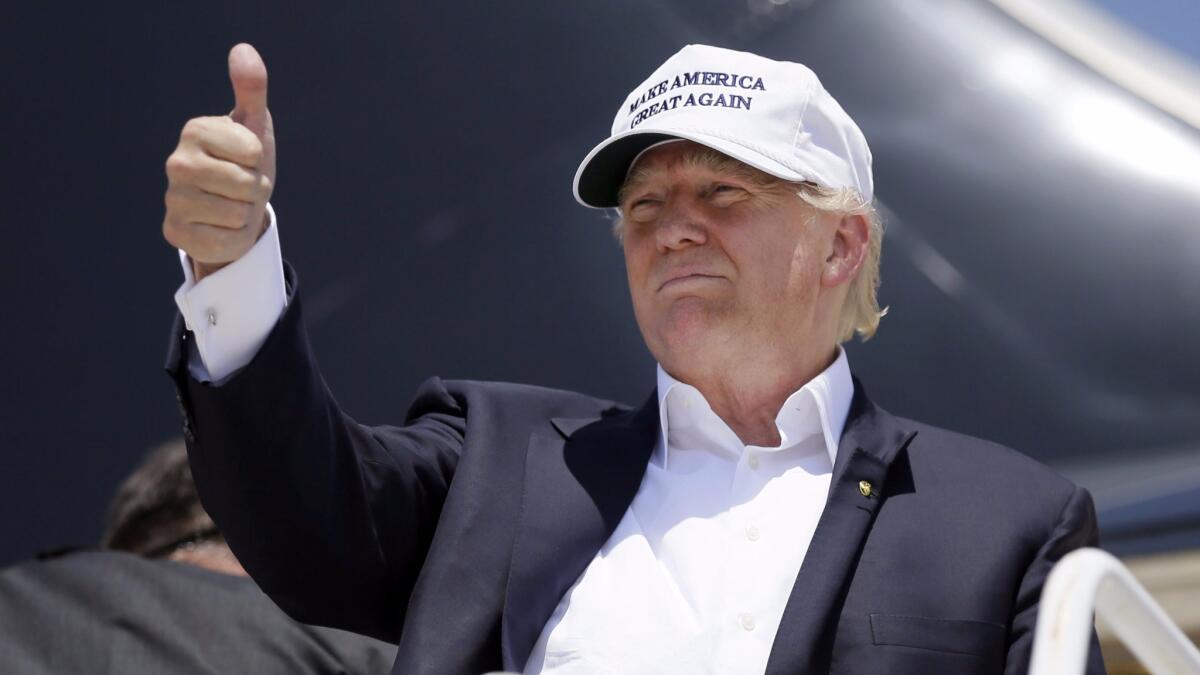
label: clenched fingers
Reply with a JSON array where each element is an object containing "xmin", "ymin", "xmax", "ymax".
[
  {"xmin": 179, "ymin": 116, "xmax": 266, "ymax": 168},
  {"xmin": 164, "ymin": 184, "xmax": 256, "ymax": 229},
  {"xmin": 166, "ymin": 150, "xmax": 271, "ymax": 203},
  {"xmin": 163, "ymin": 220, "xmax": 258, "ymax": 264}
]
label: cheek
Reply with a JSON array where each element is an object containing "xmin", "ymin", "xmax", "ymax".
[
  {"xmin": 781, "ymin": 218, "xmax": 828, "ymax": 274},
  {"xmin": 622, "ymin": 239, "xmax": 653, "ymax": 306},
  {"xmin": 742, "ymin": 226, "xmax": 824, "ymax": 300},
  {"xmin": 791, "ymin": 245, "xmax": 825, "ymax": 280},
  {"xmin": 622, "ymin": 236, "xmax": 641, "ymax": 279},
  {"xmin": 735, "ymin": 231, "xmax": 810, "ymax": 288}
]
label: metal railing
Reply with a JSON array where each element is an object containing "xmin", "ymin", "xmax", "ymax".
[{"xmin": 1030, "ymin": 547, "xmax": 1200, "ymax": 675}]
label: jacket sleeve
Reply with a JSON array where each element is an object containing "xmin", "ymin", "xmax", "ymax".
[
  {"xmin": 166, "ymin": 263, "xmax": 462, "ymax": 643},
  {"xmin": 1005, "ymin": 485, "xmax": 1107, "ymax": 675}
]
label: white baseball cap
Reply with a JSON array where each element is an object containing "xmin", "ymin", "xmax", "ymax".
[{"xmin": 573, "ymin": 44, "xmax": 873, "ymax": 209}]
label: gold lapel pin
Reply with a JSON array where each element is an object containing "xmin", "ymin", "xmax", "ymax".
[{"xmin": 858, "ymin": 480, "xmax": 873, "ymax": 498}]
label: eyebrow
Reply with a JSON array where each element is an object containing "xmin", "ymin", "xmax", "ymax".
[
  {"xmin": 616, "ymin": 173, "xmax": 655, "ymax": 205},
  {"xmin": 617, "ymin": 148, "xmax": 778, "ymax": 205}
]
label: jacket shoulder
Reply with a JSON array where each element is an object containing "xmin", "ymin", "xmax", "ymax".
[
  {"xmin": 894, "ymin": 415, "xmax": 1080, "ymax": 502},
  {"xmin": 876, "ymin": 414, "xmax": 1097, "ymax": 567}
]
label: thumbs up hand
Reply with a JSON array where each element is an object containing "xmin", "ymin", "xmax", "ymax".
[{"xmin": 164, "ymin": 44, "xmax": 277, "ymax": 281}]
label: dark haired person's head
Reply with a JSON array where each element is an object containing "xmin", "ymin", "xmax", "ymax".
[{"xmin": 102, "ymin": 439, "xmax": 245, "ymax": 576}]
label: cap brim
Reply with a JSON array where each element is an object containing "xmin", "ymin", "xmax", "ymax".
[
  {"xmin": 573, "ymin": 132, "xmax": 676, "ymax": 208},
  {"xmin": 572, "ymin": 128, "xmax": 808, "ymax": 209}
]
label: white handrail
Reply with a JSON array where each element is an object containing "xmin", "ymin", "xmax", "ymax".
[{"xmin": 1029, "ymin": 547, "xmax": 1200, "ymax": 675}]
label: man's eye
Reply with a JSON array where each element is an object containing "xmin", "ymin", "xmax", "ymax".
[{"xmin": 709, "ymin": 184, "xmax": 745, "ymax": 199}]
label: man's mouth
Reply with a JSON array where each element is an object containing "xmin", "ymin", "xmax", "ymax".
[{"xmin": 658, "ymin": 273, "xmax": 724, "ymax": 291}]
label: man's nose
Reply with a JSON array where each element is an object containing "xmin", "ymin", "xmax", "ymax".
[{"xmin": 655, "ymin": 198, "xmax": 708, "ymax": 252}]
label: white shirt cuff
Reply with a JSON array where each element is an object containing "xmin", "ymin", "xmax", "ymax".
[{"xmin": 174, "ymin": 203, "xmax": 288, "ymax": 383}]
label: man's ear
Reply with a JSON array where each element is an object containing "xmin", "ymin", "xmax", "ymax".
[{"xmin": 821, "ymin": 213, "xmax": 869, "ymax": 288}]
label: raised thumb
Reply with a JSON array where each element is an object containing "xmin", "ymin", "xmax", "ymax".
[{"xmin": 228, "ymin": 43, "xmax": 269, "ymax": 135}]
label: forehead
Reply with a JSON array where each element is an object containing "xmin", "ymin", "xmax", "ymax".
[{"xmin": 622, "ymin": 140, "xmax": 776, "ymax": 188}]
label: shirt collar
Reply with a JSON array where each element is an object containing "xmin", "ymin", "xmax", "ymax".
[{"xmin": 654, "ymin": 347, "xmax": 854, "ymax": 470}]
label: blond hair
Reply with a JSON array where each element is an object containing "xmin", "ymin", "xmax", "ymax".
[
  {"xmin": 613, "ymin": 145, "xmax": 886, "ymax": 342},
  {"xmin": 795, "ymin": 182, "xmax": 886, "ymax": 341}
]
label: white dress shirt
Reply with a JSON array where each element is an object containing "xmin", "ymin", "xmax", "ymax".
[
  {"xmin": 524, "ymin": 354, "xmax": 852, "ymax": 675},
  {"xmin": 174, "ymin": 210, "xmax": 854, "ymax": 674}
]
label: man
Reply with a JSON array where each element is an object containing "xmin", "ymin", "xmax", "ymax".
[
  {"xmin": 0, "ymin": 440, "xmax": 397, "ymax": 674},
  {"xmin": 162, "ymin": 43, "xmax": 1105, "ymax": 674}
]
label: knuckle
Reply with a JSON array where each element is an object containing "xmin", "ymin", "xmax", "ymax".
[
  {"xmin": 180, "ymin": 117, "xmax": 207, "ymax": 141},
  {"xmin": 222, "ymin": 200, "xmax": 251, "ymax": 228},
  {"xmin": 164, "ymin": 153, "xmax": 190, "ymax": 178},
  {"xmin": 258, "ymin": 174, "xmax": 274, "ymax": 199},
  {"xmin": 232, "ymin": 170, "xmax": 256, "ymax": 194},
  {"xmin": 245, "ymin": 138, "xmax": 264, "ymax": 165},
  {"xmin": 162, "ymin": 219, "xmax": 185, "ymax": 248}
]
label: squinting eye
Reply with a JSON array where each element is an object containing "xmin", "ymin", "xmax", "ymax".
[
  {"xmin": 711, "ymin": 184, "xmax": 745, "ymax": 196},
  {"xmin": 625, "ymin": 198, "xmax": 662, "ymax": 221},
  {"xmin": 708, "ymin": 184, "xmax": 747, "ymax": 201},
  {"xmin": 630, "ymin": 198, "xmax": 662, "ymax": 211}
]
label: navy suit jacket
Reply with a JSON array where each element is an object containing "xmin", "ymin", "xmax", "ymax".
[{"xmin": 167, "ymin": 267, "xmax": 1105, "ymax": 674}]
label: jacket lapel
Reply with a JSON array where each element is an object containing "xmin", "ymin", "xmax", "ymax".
[
  {"xmin": 765, "ymin": 378, "xmax": 917, "ymax": 675},
  {"xmin": 500, "ymin": 392, "xmax": 659, "ymax": 672}
]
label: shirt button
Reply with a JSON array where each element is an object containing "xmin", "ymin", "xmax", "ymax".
[
  {"xmin": 206, "ymin": 309, "xmax": 218, "ymax": 327},
  {"xmin": 747, "ymin": 454, "xmax": 760, "ymax": 469},
  {"xmin": 745, "ymin": 526, "xmax": 760, "ymax": 542},
  {"xmin": 739, "ymin": 613, "xmax": 756, "ymax": 631}
]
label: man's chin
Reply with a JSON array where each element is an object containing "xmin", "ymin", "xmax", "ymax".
[{"xmin": 654, "ymin": 314, "xmax": 733, "ymax": 361}]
